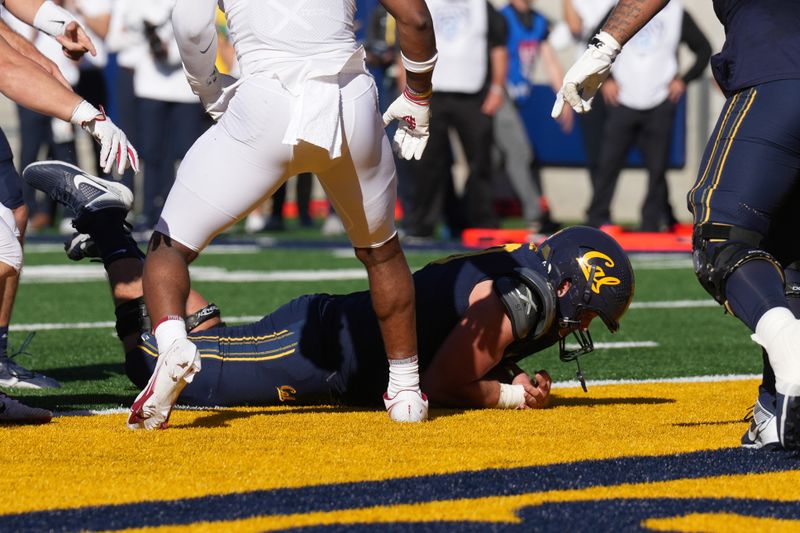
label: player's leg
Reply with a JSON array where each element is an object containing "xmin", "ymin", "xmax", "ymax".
[
  {"xmin": 319, "ymin": 73, "xmax": 426, "ymax": 422},
  {"xmin": 688, "ymin": 81, "xmax": 800, "ymax": 449},
  {"xmin": 0, "ymin": 204, "xmax": 46, "ymax": 423},
  {"xmin": 0, "ymin": 145, "xmax": 59, "ymax": 389},
  {"xmin": 134, "ymin": 77, "xmax": 294, "ymax": 429},
  {"xmin": 20, "ymin": 161, "xmax": 222, "ymax": 402}
]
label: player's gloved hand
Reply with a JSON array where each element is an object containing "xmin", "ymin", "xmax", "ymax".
[
  {"xmin": 186, "ymin": 67, "xmax": 239, "ymax": 121},
  {"xmin": 551, "ymin": 31, "xmax": 621, "ymax": 118},
  {"xmin": 382, "ymin": 87, "xmax": 431, "ymax": 161},
  {"xmin": 70, "ymin": 100, "xmax": 140, "ymax": 175}
]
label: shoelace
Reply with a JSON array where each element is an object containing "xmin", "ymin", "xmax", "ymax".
[{"xmin": 0, "ymin": 332, "xmax": 37, "ymax": 378}]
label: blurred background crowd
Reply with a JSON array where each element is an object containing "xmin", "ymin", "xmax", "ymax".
[{"xmin": 0, "ymin": 0, "xmax": 725, "ymax": 242}]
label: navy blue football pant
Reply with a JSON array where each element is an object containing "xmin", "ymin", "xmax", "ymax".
[
  {"xmin": 689, "ymin": 80, "xmax": 800, "ymax": 403},
  {"xmin": 125, "ymin": 294, "xmax": 347, "ymax": 407},
  {"xmin": 0, "ymin": 128, "xmax": 24, "ymax": 211}
]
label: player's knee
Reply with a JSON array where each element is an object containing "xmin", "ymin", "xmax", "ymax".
[
  {"xmin": 354, "ymin": 234, "xmax": 402, "ymax": 267},
  {"xmin": 692, "ymin": 223, "xmax": 781, "ymax": 304},
  {"xmin": 147, "ymin": 231, "xmax": 198, "ymax": 262},
  {"xmin": 0, "ymin": 234, "xmax": 22, "ymax": 276}
]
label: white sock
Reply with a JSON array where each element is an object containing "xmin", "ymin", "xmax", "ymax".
[
  {"xmin": 154, "ymin": 317, "xmax": 187, "ymax": 352},
  {"xmin": 754, "ymin": 307, "xmax": 795, "ymax": 348},
  {"xmin": 387, "ymin": 355, "xmax": 420, "ymax": 398},
  {"xmin": 753, "ymin": 307, "xmax": 800, "ymax": 393}
]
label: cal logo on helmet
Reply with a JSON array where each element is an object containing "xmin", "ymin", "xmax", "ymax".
[{"xmin": 578, "ymin": 251, "xmax": 621, "ymax": 294}]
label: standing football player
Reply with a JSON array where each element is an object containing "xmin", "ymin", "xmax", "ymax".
[
  {"xmin": 0, "ymin": 0, "xmax": 138, "ymax": 423},
  {"xmin": 552, "ymin": 0, "xmax": 800, "ymax": 450},
  {"xmin": 25, "ymin": 160, "xmax": 635, "ymax": 413},
  {"xmin": 129, "ymin": 0, "xmax": 437, "ymax": 429}
]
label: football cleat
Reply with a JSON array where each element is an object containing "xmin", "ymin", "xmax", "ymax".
[
  {"xmin": 383, "ymin": 389, "xmax": 429, "ymax": 422},
  {"xmin": 0, "ymin": 352, "xmax": 60, "ymax": 389},
  {"xmin": 22, "ymin": 161, "xmax": 132, "ymax": 218},
  {"xmin": 127, "ymin": 338, "xmax": 201, "ymax": 430},
  {"xmin": 0, "ymin": 392, "xmax": 52, "ymax": 424},
  {"xmin": 741, "ymin": 397, "xmax": 780, "ymax": 450},
  {"xmin": 64, "ymin": 232, "xmax": 99, "ymax": 261}
]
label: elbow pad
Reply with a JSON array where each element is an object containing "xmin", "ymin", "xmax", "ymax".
[{"xmin": 494, "ymin": 268, "xmax": 556, "ymax": 342}]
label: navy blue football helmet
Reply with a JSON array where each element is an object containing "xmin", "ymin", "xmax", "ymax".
[{"xmin": 538, "ymin": 226, "xmax": 635, "ymax": 366}]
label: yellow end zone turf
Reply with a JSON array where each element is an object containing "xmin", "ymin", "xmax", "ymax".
[{"xmin": 5, "ymin": 378, "xmax": 799, "ymax": 531}]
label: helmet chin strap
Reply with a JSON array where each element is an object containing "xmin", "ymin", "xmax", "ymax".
[{"xmin": 558, "ymin": 319, "xmax": 594, "ymax": 393}]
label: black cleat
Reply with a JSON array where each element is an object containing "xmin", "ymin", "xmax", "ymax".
[{"xmin": 22, "ymin": 161, "xmax": 132, "ymax": 217}]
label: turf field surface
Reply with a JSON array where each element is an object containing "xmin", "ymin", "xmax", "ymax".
[{"xmin": 3, "ymin": 241, "xmax": 799, "ymax": 530}]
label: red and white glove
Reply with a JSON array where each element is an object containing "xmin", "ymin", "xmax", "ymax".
[
  {"xmin": 382, "ymin": 87, "xmax": 431, "ymax": 161},
  {"xmin": 185, "ymin": 67, "xmax": 239, "ymax": 122},
  {"xmin": 552, "ymin": 31, "xmax": 621, "ymax": 117},
  {"xmin": 70, "ymin": 100, "xmax": 139, "ymax": 175}
]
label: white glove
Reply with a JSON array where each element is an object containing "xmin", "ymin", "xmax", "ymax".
[
  {"xmin": 552, "ymin": 31, "xmax": 621, "ymax": 118},
  {"xmin": 382, "ymin": 88, "xmax": 431, "ymax": 161},
  {"xmin": 70, "ymin": 100, "xmax": 140, "ymax": 175},
  {"xmin": 186, "ymin": 67, "xmax": 239, "ymax": 121}
]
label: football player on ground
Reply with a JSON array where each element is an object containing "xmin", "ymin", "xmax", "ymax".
[
  {"xmin": 25, "ymin": 162, "xmax": 635, "ymax": 413},
  {"xmin": 0, "ymin": 0, "xmax": 138, "ymax": 424},
  {"xmin": 552, "ymin": 0, "xmax": 800, "ymax": 451},
  {"xmin": 131, "ymin": 0, "xmax": 438, "ymax": 428}
]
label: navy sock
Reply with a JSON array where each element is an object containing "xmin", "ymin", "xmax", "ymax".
[
  {"xmin": 0, "ymin": 326, "xmax": 8, "ymax": 355},
  {"xmin": 725, "ymin": 259, "xmax": 787, "ymax": 331}
]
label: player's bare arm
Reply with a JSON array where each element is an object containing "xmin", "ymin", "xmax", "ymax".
[
  {"xmin": 421, "ymin": 280, "xmax": 518, "ymax": 408},
  {"xmin": 0, "ymin": 34, "xmax": 81, "ymax": 120},
  {"xmin": 380, "ymin": 0, "xmax": 437, "ymax": 160},
  {"xmin": 0, "ymin": 19, "xmax": 71, "ymax": 88},
  {"xmin": 602, "ymin": 0, "xmax": 670, "ymax": 45},
  {"xmin": 551, "ymin": 0, "xmax": 669, "ymax": 117},
  {"xmin": 3, "ymin": 0, "xmax": 96, "ymax": 57}
]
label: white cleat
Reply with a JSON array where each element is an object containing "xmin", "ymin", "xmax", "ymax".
[
  {"xmin": 0, "ymin": 392, "xmax": 52, "ymax": 424},
  {"xmin": 741, "ymin": 398, "xmax": 780, "ymax": 449},
  {"xmin": 127, "ymin": 338, "xmax": 201, "ymax": 430},
  {"xmin": 383, "ymin": 389, "xmax": 429, "ymax": 422}
]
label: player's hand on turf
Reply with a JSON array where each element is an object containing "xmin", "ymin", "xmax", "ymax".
[
  {"xmin": 57, "ymin": 21, "xmax": 96, "ymax": 60},
  {"xmin": 382, "ymin": 87, "xmax": 431, "ymax": 161},
  {"xmin": 552, "ymin": 32, "xmax": 620, "ymax": 117},
  {"xmin": 514, "ymin": 370, "xmax": 551, "ymax": 409},
  {"xmin": 70, "ymin": 101, "xmax": 140, "ymax": 174}
]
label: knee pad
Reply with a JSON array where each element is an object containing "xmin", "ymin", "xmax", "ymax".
[
  {"xmin": 115, "ymin": 297, "xmax": 151, "ymax": 341},
  {"xmin": 693, "ymin": 223, "xmax": 783, "ymax": 305}
]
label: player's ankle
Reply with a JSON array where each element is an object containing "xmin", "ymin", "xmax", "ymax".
[
  {"xmin": 153, "ymin": 315, "xmax": 188, "ymax": 351},
  {"xmin": 387, "ymin": 355, "xmax": 421, "ymax": 397}
]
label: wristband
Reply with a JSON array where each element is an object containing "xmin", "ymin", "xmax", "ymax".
[
  {"xmin": 403, "ymin": 86, "xmax": 432, "ymax": 105},
  {"xmin": 590, "ymin": 31, "xmax": 622, "ymax": 55},
  {"xmin": 33, "ymin": 0, "xmax": 79, "ymax": 37},
  {"xmin": 489, "ymin": 84, "xmax": 505, "ymax": 95},
  {"xmin": 401, "ymin": 51, "xmax": 438, "ymax": 74},
  {"xmin": 495, "ymin": 383, "xmax": 526, "ymax": 409}
]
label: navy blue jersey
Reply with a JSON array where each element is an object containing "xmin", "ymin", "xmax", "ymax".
[
  {"xmin": 711, "ymin": 0, "xmax": 800, "ymax": 96},
  {"xmin": 129, "ymin": 244, "xmax": 552, "ymax": 407}
]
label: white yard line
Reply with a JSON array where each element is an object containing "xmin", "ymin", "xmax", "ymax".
[{"xmin": 563, "ymin": 341, "xmax": 659, "ymax": 351}]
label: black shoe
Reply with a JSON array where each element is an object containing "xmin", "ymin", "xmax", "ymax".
[{"xmin": 22, "ymin": 161, "xmax": 132, "ymax": 218}]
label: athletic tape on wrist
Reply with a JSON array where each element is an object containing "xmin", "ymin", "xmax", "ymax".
[
  {"xmin": 495, "ymin": 383, "xmax": 526, "ymax": 409},
  {"xmin": 33, "ymin": 0, "xmax": 78, "ymax": 37},
  {"xmin": 401, "ymin": 51, "xmax": 438, "ymax": 73}
]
